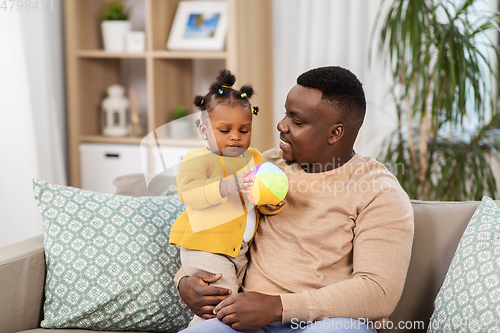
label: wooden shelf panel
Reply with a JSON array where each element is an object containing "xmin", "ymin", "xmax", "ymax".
[
  {"xmin": 152, "ymin": 51, "xmax": 228, "ymax": 59},
  {"xmin": 157, "ymin": 137, "xmax": 206, "ymax": 147},
  {"xmin": 81, "ymin": 135, "xmax": 144, "ymax": 144},
  {"xmin": 81, "ymin": 135, "xmax": 205, "ymax": 147},
  {"xmin": 85, "ymin": 135, "xmax": 206, "ymax": 147},
  {"xmin": 76, "ymin": 50, "xmax": 227, "ymax": 59},
  {"xmin": 151, "ymin": 58, "xmax": 193, "ymax": 129},
  {"xmin": 77, "ymin": 50, "xmax": 148, "ymax": 58},
  {"xmin": 78, "ymin": 58, "xmax": 122, "ymax": 136},
  {"xmin": 149, "ymin": 0, "xmax": 181, "ymax": 51}
]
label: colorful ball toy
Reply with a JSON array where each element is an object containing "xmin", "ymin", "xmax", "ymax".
[{"xmin": 245, "ymin": 162, "xmax": 288, "ymax": 205}]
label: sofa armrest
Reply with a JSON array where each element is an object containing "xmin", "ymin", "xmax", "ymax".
[{"xmin": 0, "ymin": 235, "xmax": 45, "ymax": 332}]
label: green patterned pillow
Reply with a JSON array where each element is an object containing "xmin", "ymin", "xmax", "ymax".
[
  {"xmin": 428, "ymin": 197, "xmax": 500, "ymax": 333},
  {"xmin": 33, "ymin": 179, "xmax": 192, "ymax": 332}
]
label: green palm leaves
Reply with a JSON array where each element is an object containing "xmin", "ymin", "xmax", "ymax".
[{"xmin": 375, "ymin": 0, "xmax": 500, "ymax": 200}]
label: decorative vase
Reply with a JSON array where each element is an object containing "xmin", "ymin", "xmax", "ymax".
[
  {"xmin": 101, "ymin": 21, "xmax": 131, "ymax": 52},
  {"xmin": 102, "ymin": 84, "xmax": 130, "ymax": 137}
]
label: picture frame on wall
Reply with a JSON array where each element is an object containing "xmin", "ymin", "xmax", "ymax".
[{"xmin": 166, "ymin": 1, "xmax": 228, "ymax": 51}]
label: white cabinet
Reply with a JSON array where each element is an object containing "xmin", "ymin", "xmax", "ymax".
[
  {"xmin": 151, "ymin": 145, "xmax": 202, "ymax": 177},
  {"xmin": 79, "ymin": 142, "xmax": 204, "ymax": 194},
  {"xmin": 79, "ymin": 143, "xmax": 148, "ymax": 193}
]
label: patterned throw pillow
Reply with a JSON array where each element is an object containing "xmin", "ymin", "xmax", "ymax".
[
  {"xmin": 427, "ymin": 197, "xmax": 500, "ymax": 333},
  {"xmin": 33, "ymin": 179, "xmax": 192, "ymax": 332}
]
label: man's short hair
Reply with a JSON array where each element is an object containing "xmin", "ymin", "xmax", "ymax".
[{"xmin": 297, "ymin": 66, "xmax": 366, "ymax": 124}]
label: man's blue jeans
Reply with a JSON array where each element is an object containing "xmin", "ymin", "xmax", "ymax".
[{"xmin": 179, "ymin": 318, "xmax": 376, "ymax": 332}]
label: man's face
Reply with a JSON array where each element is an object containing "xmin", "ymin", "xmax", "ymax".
[{"xmin": 277, "ymin": 85, "xmax": 339, "ymax": 171}]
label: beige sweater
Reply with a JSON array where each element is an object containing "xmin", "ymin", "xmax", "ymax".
[{"xmin": 242, "ymin": 149, "xmax": 414, "ymax": 323}]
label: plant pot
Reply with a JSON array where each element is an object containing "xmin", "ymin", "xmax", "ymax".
[
  {"xmin": 168, "ymin": 119, "xmax": 192, "ymax": 139},
  {"xmin": 101, "ymin": 21, "xmax": 131, "ymax": 52}
]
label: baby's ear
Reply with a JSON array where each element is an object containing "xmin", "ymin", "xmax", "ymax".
[
  {"xmin": 328, "ymin": 123, "xmax": 344, "ymax": 144},
  {"xmin": 198, "ymin": 122, "xmax": 208, "ymax": 139}
]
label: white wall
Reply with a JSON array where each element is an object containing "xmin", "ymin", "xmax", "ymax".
[
  {"xmin": 0, "ymin": 3, "xmax": 66, "ymax": 248},
  {"xmin": 271, "ymin": 0, "xmax": 397, "ymax": 159}
]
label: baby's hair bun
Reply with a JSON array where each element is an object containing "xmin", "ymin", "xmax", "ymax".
[
  {"xmin": 239, "ymin": 85, "xmax": 254, "ymax": 99},
  {"xmin": 209, "ymin": 69, "xmax": 236, "ymax": 93},
  {"xmin": 193, "ymin": 95, "xmax": 205, "ymax": 107}
]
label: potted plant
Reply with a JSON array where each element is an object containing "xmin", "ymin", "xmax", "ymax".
[
  {"xmin": 374, "ymin": 0, "xmax": 500, "ymax": 201},
  {"xmin": 168, "ymin": 105, "xmax": 192, "ymax": 139},
  {"xmin": 101, "ymin": 1, "xmax": 132, "ymax": 52}
]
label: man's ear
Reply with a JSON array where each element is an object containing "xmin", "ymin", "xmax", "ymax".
[{"xmin": 328, "ymin": 123, "xmax": 344, "ymax": 144}]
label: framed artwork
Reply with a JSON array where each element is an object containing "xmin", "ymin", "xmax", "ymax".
[{"xmin": 167, "ymin": 1, "xmax": 228, "ymax": 51}]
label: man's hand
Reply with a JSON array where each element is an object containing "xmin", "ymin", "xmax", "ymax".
[
  {"xmin": 213, "ymin": 291, "xmax": 283, "ymax": 330},
  {"xmin": 178, "ymin": 271, "xmax": 232, "ymax": 319},
  {"xmin": 261, "ymin": 200, "xmax": 285, "ymax": 211}
]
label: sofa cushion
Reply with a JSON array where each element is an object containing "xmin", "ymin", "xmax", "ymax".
[
  {"xmin": 33, "ymin": 179, "xmax": 191, "ymax": 332},
  {"xmin": 22, "ymin": 328, "xmax": 147, "ymax": 333},
  {"xmin": 113, "ymin": 174, "xmax": 177, "ymax": 197},
  {"xmin": 385, "ymin": 199, "xmax": 500, "ymax": 332},
  {"xmin": 427, "ymin": 197, "xmax": 500, "ymax": 332},
  {"xmin": 113, "ymin": 174, "xmax": 159, "ymax": 197}
]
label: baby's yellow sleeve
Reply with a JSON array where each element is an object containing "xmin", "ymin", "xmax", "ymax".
[{"xmin": 176, "ymin": 151, "xmax": 227, "ymax": 209}]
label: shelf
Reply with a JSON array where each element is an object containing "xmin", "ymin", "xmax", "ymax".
[
  {"xmin": 66, "ymin": 0, "xmax": 274, "ymax": 188},
  {"xmin": 81, "ymin": 135, "xmax": 144, "ymax": 145},
  {"xmin": 76, "ymin": 50, "xmax": 228, "ymax": 60},
  {"xmin": 80, "ymin": 135, "xmax": 205, "ymax": 148},
  {"xmin": 157, "ymin": 137, "xmax": 206, "ymax": 147},
  {"xmin": 152, "ymin": 51, "xmax": 228, "ymax": 59},
  {"xmin": 77, "ymin": 50, "xmax": 148, "ymax": 59}
]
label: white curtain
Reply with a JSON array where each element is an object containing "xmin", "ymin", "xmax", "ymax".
[
  {"xmin": 272, "ymin": 0, "xmax": 397, "ymax": 158},
  {"xmin": 0, "ymin": 6, "xmax": 66, "ymax": 248}
]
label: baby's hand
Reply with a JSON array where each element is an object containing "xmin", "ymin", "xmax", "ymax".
[
  {"xmin": 234, "ymin": 168, "xmax": 255, "ymax": 195},
  {"xmin": 220, "ymin": 169, "xmax": 255, "ymax": 197},
  {"xmin": 261, "ymin": 200, "xmax": 285, "ymax": 211}
]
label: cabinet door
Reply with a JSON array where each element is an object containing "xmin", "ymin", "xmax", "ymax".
[
  {"xmin": 151, "ymin": 145, "xmax": 202, "ymax": 177},
  {"xmin": 80, "ymin": 143, "xmax": 148, "ymax": 193}
]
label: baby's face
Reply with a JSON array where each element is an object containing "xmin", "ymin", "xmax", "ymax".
[{"xmin": 204, "ymin": 104, "xmax": 252, "ymax": 157}]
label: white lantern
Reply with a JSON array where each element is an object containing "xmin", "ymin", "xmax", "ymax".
[{"xmin": 102, "ymin": 84, "xmax": 130, "ymax": 137}]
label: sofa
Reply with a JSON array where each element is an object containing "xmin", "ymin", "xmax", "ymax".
[{"xmin": 1, "ymin": 174, "xmax": 499, "ymax": 333}]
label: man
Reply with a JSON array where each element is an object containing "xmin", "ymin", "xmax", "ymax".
[{"xmin": 176, "ymin": 66, "xmax": 414, "ymax": 332}]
